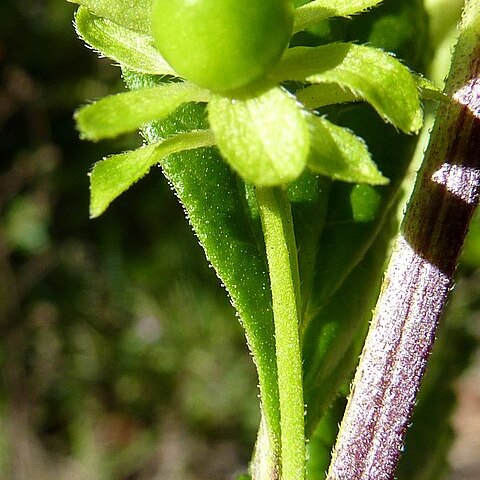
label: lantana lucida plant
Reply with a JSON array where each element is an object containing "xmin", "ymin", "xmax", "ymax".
[{"xmin": 69, "ymin": 0, "xmax": 480, "ymax": 478}]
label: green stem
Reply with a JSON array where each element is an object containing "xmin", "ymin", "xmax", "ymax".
[{"xmin": 256, "ymin": 186, "xmax": 305, "ymax": 480}]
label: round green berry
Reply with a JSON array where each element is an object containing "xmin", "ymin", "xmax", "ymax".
[{"xmin": 152, "ymin": 0, "xmax": 294, "ymax": 92}]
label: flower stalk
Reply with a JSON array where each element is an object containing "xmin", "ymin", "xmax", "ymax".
[{"xmin": 256, "ymin": 186, "xmax": 305, "ymax": 480}]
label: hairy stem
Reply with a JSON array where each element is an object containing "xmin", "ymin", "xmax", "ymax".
[
  {"xmin": 327, "ymin": 1, "xmax": 480, "ymax": 479},
  {"xmin": 256, "ymin": 186, "xmax": 305, "ymax": 480}
]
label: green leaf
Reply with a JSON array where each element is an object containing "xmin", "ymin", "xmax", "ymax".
[
  {"xmin": 289, "ymin": 172, "xmax": 330, "ymax": 316},
  {"xmin": 300, "ymin": 0, "xmax": 432, "ymax": 442},
  {"xmin": 307, "ymin": 114, "xmax": 388, "ymax": 185},
  {"xmin": 68, "ymin": 0, "xmax": 152, "ymax": 35},
  {"xmin": 349, "ymin": 184, "xmax": 383, "ymax": 223},
  {"xmin": 306, "ymin": 398, "xmax": 345, "ymax": 480},
  {"xmin": 271, "ymin": 43, "xmax": 423, "ymax": 133},
  {"xmin": 76, "ymin": 82, "xmax": 211, "ymax": 140},
  {"xmin": 294, "ymin": 0, "xmax": 384, "ymax": 33},
  {"xmin": 89, "ymin": 130, "xmax": 215, "ymax": 217},
  {"xmin": 302, "ymin": 208, "xmax": 399, "ymax": 436},
  {"xmin": 304, "ymin": 106, "xmax": 417, "ymax": 324},
  {"xmin": 208, "ymin": 86, "xmax": 310, "ymax": 186},
  {"xmin": 75, "ymin": 7, "xmax": 175, "ymax": 76}
]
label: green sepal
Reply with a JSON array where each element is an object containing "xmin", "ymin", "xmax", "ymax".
[
  {"xmin": 296, "ymin": 75, "xmax": 444, "ymax": 110},
  {"xmin": 307, "ymin": 114, "xmax": 388, "ymax": 185},
  {"xmin": 208, "ymin": 86, "xmax": 310, "ymax": 186},
  {"xmin": 296, "ymin": 83, "xmax": 358, "ymax": 109},
  {"xmin": 76, "ymin": 82, "xmax": 211, "ymax": 140},
  {"xmin": 272, "ymin": 43, "xmax": 423, "ymax": 133},
  {"xmin": 415, "ymin": 75, "xmax": 449, "ymax": 103},
  {"xmin": 294, "ymin": 0, "xmax": 384, "ymax": 33},
  {"xmin": 89, "ymin": 130, "xmax": 215, "ymax": 218},
  {"xmin": 74, "ymin": 7, "xmax": 175, "ymax": 76},
  {"xmin": 68, "ymin": 0, "xmax": 152, "ymax": 35}
]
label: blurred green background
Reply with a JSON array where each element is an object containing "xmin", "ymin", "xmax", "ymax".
[{"xmin": 0, "ymin": 1, "xmax": 479, "ymax": 479}]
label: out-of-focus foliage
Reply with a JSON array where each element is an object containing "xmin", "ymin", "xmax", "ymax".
[{"xmin": 0, "ymin": 1, "xmax": 258, "ymax": 479}]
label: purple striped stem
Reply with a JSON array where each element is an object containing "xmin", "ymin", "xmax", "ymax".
[{"xmin": 327, "ymin": 2, "xmax": 480, "ymax": 479}]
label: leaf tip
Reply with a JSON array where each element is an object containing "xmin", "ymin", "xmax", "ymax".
[
  {"xmin": 373, "ymin": 174, "xmax": 390, "ymax": 186},
  {"xmin": 89, "ymin": 206, "xmax": 103, "ymax": 219}
]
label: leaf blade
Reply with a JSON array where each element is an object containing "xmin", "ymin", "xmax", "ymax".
[{"xmin": 134, "ymin": 96, "xmax": 283, "ymax": 450}]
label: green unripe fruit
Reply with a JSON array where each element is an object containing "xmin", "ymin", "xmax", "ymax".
[{"xmin": 152, "ymin": 0, "xmax": 294, "ymax": 92}]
